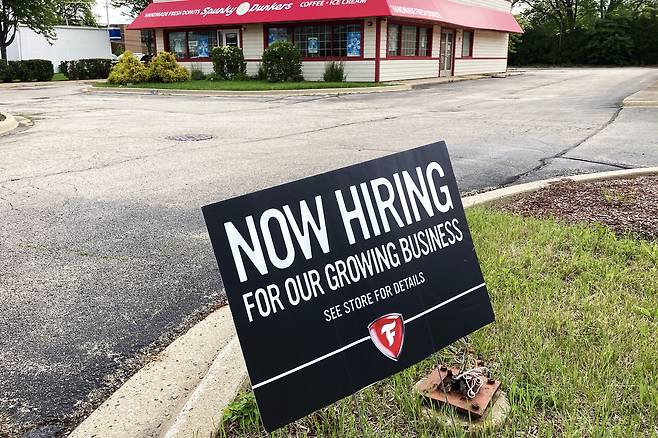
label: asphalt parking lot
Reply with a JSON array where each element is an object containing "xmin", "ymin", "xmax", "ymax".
[{"xmin": 1, "ymin": 67, "xmax": 658, "ymax": 436}]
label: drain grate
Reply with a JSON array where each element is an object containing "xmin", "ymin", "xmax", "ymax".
[{"xmin": 166, "ymin": 133, "xmax": 214, "ymax": 142}]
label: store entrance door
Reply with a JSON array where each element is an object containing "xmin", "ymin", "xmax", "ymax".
[
  {"xmin": 439, "ymin": 29, "xmax": 454, "ymax": 77},
  {"xmin": 218, "ymin": 29, "xmax": 240, "ymax": 47}
]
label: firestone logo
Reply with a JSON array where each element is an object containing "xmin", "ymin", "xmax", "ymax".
[
  {"xmin": 201, "ymin": 1, "xmax": 294, "ymax": 17},
  {"xmin": 368, "ymin": 313, "xmax": 405, "ymax": 361}
]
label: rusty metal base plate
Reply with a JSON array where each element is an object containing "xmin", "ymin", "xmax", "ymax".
[{"xmin": 415, "ymin": 366, "xmax": 501, "ymax": 418}]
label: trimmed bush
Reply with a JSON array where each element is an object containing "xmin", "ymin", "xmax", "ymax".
[
  {"xmin": 147, "ymin": 52, "xmax": 190, "ymax": 82},
  {"xmin": 261, "ymin": 41, "xmax": 303, "ymax": 83},
  {"xmin": 5, "ymin": 59, "xmax": 53, "ymax": 82},
  {"xmin": 0, "ymin": 60, "xmax": 11, "ymax": 82},
  {"xmin": 30, "ymin": 60, "xmax": 54, "ymax": 81},
  {"xmin": 323, "ymin": 61, "xmax": 345, "ymax": 82},
  {"xmin": 108, "ymin": 51, "xmax": 149, "ymax": 84},
  {"xmin": 9, "ymin": 61, "xmax": 31, "ymax": 82},
  {"xmin": 60, "ymin": 58, "xmax": 112, "ymax": 80},
  {"xmin": 211, "ymin": 46, "xmax": 247, "ymax": 80}
]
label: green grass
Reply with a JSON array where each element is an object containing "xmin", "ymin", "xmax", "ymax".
[
  {"xmin": 93, "ymin": 79, "xmax": 384, "ymax": 91},
  {"xmin": 52, "ymin": 72, "xmax": 69, "ymax": 81},
  {"xmin": 216, "ymin": 208, "xmax": 658, "ymax": 437}
]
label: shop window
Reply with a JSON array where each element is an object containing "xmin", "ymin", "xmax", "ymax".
[
  {"xmin": 168, "ymin": 32, "xmax": 187, "ymax": 59},
  {"xmin": 387, "ymin": 24, "xmax": 399, "ymax": 56},
  {"xmin": 188, "ymin": 30, "xmax": 218, "ymax": 58},
  {"xmin": 333, "ymin": 23, "xmax": 361, "ymax": 57},
  {"xmin": 387, "ymin": 23, "xmax": 432, "ymax": 57},
  {"xmin": 166, "ymin": 29, "xmax": 238, "ymax": 60},
  {"xmin": 266, "ymin": 22, "xmax": 363, "ymax": 58},
  {"xmin": 418, "ymin": 28, "xmax": 429, "ymax": 57},
  {"xmin": 294, "ymin": 25, "xmax": 332, "ymax": 57},
  {"xmin": 401, "ymin": 26, "xmax": 417, "ymax": 56},
  {"xmin": 462, "ymin": 30, "xmax": 473, "ymax": 57},
  {"xmin": 268, "ymin": 27, "xmax": 292, "ymax": 45}
]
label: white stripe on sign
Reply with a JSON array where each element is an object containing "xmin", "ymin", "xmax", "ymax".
[{"xmin": 251, "ymin": 282, "xmax": 486, "ymax": 390}]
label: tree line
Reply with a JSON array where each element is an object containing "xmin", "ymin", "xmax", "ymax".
[{"xmin": 510, "ymin": 0, "xmax": 658, "ymax": 65}]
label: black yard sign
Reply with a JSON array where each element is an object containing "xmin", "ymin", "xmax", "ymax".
[{"xmin": 202, "ymin": 141, "xmax": 494, "ymax": 432}]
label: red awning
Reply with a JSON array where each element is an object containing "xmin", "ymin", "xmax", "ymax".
[
  {"xmin": 389, "ymin": 0, "xmax": 523, "ymax": 33},
  {"xmin": 128, "ymin": 0, "xmax": 522, "ymax": 33}
]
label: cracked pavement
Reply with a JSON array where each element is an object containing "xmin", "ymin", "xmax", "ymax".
[{"xmin": 1, "ymin": 67, "xmax": 658, "ymax": 436}]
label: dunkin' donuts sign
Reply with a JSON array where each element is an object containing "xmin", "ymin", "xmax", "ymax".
[
  {"xmin": 143, "ymin": 0, "xmax": 368, "ymax": 19},
  {"xmin": 203, "ymin": 142, "xmax": 495, "ymax": 431}
]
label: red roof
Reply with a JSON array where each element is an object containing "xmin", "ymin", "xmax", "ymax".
[{"xmin": 128, "ymin": 0, "xmax": 522, "ymax": 33}]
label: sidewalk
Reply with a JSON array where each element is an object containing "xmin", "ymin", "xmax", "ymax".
[
  {"xmin": 87, "ymin": 72, "xmax": 518, "ymax": 98},
  {"xmin": 623, "ymin": 80, "xmax": 658, "ymax": 107}
]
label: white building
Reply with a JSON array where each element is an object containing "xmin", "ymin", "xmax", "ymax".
[
  {"xmin": 7, "ymin": 25, "xmax": 112, "ymax": 71},
  {"xmin": 128, "ymin": 0, "xmax": 522, "ymax": 82}
]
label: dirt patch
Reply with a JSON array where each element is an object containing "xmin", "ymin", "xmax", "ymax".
[{"xmin": 500, "ymin": 176, "xmax": 658, "ymax": 241}]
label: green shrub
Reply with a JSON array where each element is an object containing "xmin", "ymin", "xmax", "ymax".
[
  {"xmin": 261, "ymin": 41, "xmax": 303, "ymax": 82},
  {"xmin": 60, "ymin": 59, "xmax": 112, "ymax": 80},
  {"xmin": 233, "ymin": 71, "xmax": 250, "ymax": 81},
  {"xmin": 9, "ymin": 61, "xmax": 31, "ymax": 81},
  {"xmin": 190, "ymin": 68, "xmax": 205, "ymax": 80},
  {"xmin": 27, "ymin": 59, "xmax": 54, "ymax": 81},
  {"xmin": 256, "ymin": 63, "xmax": 266, "ymax": 80},
  {"xmin": 5, "ymin": 59, "xmax": 53, "ymax": 82},
  {"xmin": 0, "ymin": 60, "xmax": 11, "ymax": 82},
  {"xmin": 211, "ymin": 46, "xmax": 246, "ymax": 80},
  {"xmin": 205, "ymin": 72, "xmax": 223, "ymax": 81},
  {"xmin": 107, "ymin": 51, "xmax": 149, "ymax": 84},
  {"xmin": 147, "ymin": 51, "xmax": 190, "ymax": 82},
  {"xmin": 323, "ymin": 61, "xmax": 345, "ymax": 82}
]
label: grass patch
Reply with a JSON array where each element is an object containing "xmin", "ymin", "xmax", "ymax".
[
  {"xmin": 52, "ymin": 73, "xmax": 69, "ymax": 81},
  {"xmin": 92, "ymin": 79, "xmax": 384, "ymax": 91},
  {"xmin": 217, "ymin": 208, "xmax": 658, "ymax": 437}
]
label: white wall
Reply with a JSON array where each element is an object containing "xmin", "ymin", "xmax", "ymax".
[
  {"xmin": 453, "ymin": 58, "xmax": 507, "ymax": 75},
  {"xmin": 7, "ymin": 26, "xmax": 111, "ymax": 72},
  {"xmin": 454, "ymin": 30, "xmax": 508, "ymax": 75},
  {"xmin": 302, "ymin": 61, "xmax": 375, "ymax": 81},
  {"xmin": 473, "ymin": 30, "xmax": 509, "ymax": 58}
]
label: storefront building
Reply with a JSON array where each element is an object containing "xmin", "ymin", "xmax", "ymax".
[{"xmin": 128, "ymin": 0, "xmax": 522, "ymax": 82}]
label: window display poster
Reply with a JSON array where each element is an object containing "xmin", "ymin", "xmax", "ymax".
[
  {"xmin": 308, "ymin": 37, "xmax": 319, "ymax": 54},
  {"xmin": 269, "ymin": 28, "xmax": 288, "ymax": 45},
  {"xmin": 347, "ymin": 31, "xmax": 361, "ymax": 57},
  {"xmin": 197, "ymin": 35, "xmax": 209, "ymax": 58}
]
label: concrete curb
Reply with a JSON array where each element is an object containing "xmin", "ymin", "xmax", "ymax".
[
  {"xmin": 0, "ymin": 112, "xmax": 18, "ymax": 135},
  {"xmin": 70, "ymin": 306, "xmax": 245, "ymax": 438},
  {"xmin": 0, "ymin": 79, "xmax": 104, "ymax": 89},
  {"xmin": 87, "ymin": 83, "xmax": 411, "ymax": 97},
  {"xmin": 462, "ymin": 167, "xmax": 658, "ymax": 208},
  {"xmin": 72, "ymin": 166, "xmax": 658, "ymax": 438},
  {"xmin": 85, "ymin": 73, "xmax": 515, "ymax": 98},
  {"xmin": 622, "ymin": 80, "xmax": 658, "ymax": 107}
]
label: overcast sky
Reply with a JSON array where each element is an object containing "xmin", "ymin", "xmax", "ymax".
[{"xmin": 92, "ymin": 0, "xmax": 135, "ymax": 25}]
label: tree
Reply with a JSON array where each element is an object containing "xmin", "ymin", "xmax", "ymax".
[
  {"xmin": 55, "ymin": 0, "xmax": 98, "ymax": 27},
  {"xmin": 1, "ymin": 0, "xmax": 59, "ymax": 60},
  {"xmin": 110, "ymin": 0, "xmax": 150, "ymax": 17}
]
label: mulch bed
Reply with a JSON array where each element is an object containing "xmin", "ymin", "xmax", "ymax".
[{"xmin": 500, "ymin": 176, "xmax": 658, "ymax": 241}]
